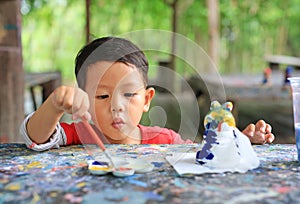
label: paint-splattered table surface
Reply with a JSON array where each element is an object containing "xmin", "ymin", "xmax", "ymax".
[{"xmin": 1, "ymin": 143, "xmax": 300, "ymax": 204}]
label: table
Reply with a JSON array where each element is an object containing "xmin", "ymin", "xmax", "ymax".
[{"xmin": 1, "ymin": 143, "xmax": 299, "ymax": 203}]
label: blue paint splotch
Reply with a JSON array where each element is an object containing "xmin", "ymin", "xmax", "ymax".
[
  {"xmin": 196, "ymin": 129, "xmax": 218, "ymax": 164},
  {"xmin": 151, "ymin": 162, "xmax": 164, "ymax": 168},
  {"xmin": 125, "ymin": 176, "xmax": 148, "ymax": 188}
]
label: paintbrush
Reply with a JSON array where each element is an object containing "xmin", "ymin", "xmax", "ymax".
[{"xmin": 81, "ymin": 120, "xmax": 117, "ymax": 169}]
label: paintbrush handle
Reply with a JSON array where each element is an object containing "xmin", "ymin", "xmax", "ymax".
[
  {"xmin": 104, "ymin": 149, "xmax": 117, "ymax": 168},
  {"xmin": 82, "ymin": 120, "xmax": 106, "ymax": 151},
  {"xmin": 81, "ymin": 121, "xmax": 117, "ymax": 169}
]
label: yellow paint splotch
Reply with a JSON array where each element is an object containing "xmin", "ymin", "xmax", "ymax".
[
  {"xmin": 4, "ymin": 182, "xmax": 21, "ymax": 191},
  {"xmin": 27, "ymin": 161, "xmax": 45, "ymax": 169}
]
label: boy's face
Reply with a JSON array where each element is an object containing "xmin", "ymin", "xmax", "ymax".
[{"xmin": 85, "ymin": 61, "xmax": 154, "ymax": 143}]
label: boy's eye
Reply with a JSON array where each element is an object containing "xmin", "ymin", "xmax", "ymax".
[
  {"xmin": 124, "ymin": 93, "xmax": 136, "ymax": 97},
  {"xmin": 96, "ymin": 95, "xmax": 109, "ymax": 99}
]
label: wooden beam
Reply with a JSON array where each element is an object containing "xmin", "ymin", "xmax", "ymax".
[{"xmin": 265, "ymin": 55, "xmax": 300, "ymax": 69}]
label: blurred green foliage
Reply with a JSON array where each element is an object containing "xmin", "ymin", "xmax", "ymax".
[{"xmin": 21, "ymin": 0, "xmax": 300, "ymax": 82}]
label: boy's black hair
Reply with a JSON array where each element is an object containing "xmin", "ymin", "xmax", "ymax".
[{"xmin": 75, "ymin": 36, "xmax": 149, "ymax": 89}]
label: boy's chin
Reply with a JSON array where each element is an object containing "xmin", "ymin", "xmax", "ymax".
[
  {"xmin": 105, "ymin": 132, "xmax": 129, "ymax": 142},
  {"xmin": 104, "ymin": 126, "xmax": 138, "ymax": 141}
]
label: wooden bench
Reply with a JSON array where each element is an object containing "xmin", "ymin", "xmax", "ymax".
[
  {"xmin": 265, "ymin": 55, "xmax": 300, "ymax": 70},
  {"xmin": 25, "ymin": 71, "xmax": 62, "ymax": 110}
]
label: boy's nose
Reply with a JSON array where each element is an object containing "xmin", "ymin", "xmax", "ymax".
[
  {"xmin": 111, "ymin": 106, "xmax": 123, "ymax": 112},
  {"xmin": 111, "ymin": 94, "xmax": 124, "ymax": 112}
]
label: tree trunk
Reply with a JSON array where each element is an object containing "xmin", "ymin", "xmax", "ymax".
[
  {"xmin": 170, "ymin": 0, "xmax": 178, "ymax": 72},
  {"xmin": 206, "ymin": 0, "xmax": 220, "ymax": 70},
  {"xmin": 0, "ymin": 0, "xmax": 24, "ymax": 143},
  {"xmin": 161, "ymin": 0, "xmax": 179, "ymax": 93},
  {"xmin": 85, "ymin": 0, "xmax": 91, "ymax": 44}
]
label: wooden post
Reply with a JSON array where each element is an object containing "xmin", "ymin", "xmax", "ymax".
[{"xmin": 0, "ymin": 0, "xmax": 24, "ymax": 142}]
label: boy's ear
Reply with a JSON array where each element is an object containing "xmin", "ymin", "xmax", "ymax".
[{"xmin": 143, "ymin": 87, "xmax": 155, "ymax": 112}]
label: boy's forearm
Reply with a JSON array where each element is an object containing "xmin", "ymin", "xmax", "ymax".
[{"xmin": 26, "ymin": 94, "xmax": 64, "ymax": 144}]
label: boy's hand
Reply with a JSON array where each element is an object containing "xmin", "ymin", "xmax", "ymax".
[
  {"xmin": 51, "ymin": 86, "xmax": 91, "ymax": 121},
  {"xmin": 242, "ymin": 120, "xmax": 275, "ymax": 144}
]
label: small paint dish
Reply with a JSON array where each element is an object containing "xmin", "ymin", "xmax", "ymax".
[
  {"xmin": 125, "ymin": 159, "xmax": 154, "ymax": 173},
  {"xmin": 88, "ymin": 160, "xmax": 113, "ymax": 175},
  {"xmin": 112, "ymin": 167, "xmax": 135, "ymax": 177}
]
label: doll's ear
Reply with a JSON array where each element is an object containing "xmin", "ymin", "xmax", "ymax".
[
  {"xmin": 210, "ymin": 100, "xmax": 221, "ymax": 110},
  {"xmin": 143, "ymin": 87, "xmax": 155, "ymax": 112},
  {"xmin": 222, "ymin": 101, "xmax": 233, "ymax": 112}
]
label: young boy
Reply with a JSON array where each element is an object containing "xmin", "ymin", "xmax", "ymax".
[{"xmin": 20, "ymin": 37, "xmax": 274, "ymax": 151}]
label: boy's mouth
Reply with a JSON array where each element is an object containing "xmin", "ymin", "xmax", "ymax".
[{"xmin": 112, "ymin": 118, "xmax": 125, "ymax": 129}]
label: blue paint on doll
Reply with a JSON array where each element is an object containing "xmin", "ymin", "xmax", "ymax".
[{"xmin": 196, "ymin": 128, "xmax": 218, "ymax": 164}]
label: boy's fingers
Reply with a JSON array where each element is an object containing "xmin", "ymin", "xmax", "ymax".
[
  {"xmin": 256, "ymin": 120, "xmax": 266, "ymax": 132},
  {"xmin": 82, "ymin": 112, "xmax": 92, "ymax": 121},
  {"xmin": 72, "ymin": 93, "xmax": 90, "ymax": 121},
  {"xmin": 265, "ymin": 124, "xmax": 272, "ymax": 133},
  {"xmin": 266, "ymin": 133, "xmax": 275, "ymax": 143},
  {"xmin": 72, "ymin": 111, "xmax": 91, "ymax": 121},
  {"xmin": 254, "ymin": 134, "xmax": 266, "ymax": 144},
  {"xmin": 72, "ymin": 107, "xmax": 88, "ymax": 120},
  {"xmin": 243, "ymin": 124, "xmax": 255, "ymax": 137},
  {"xmin": 242, "ymin": 120, "xmax": 274, "ymax": 144},
  {"xmin": 72, "ymin": 88, "xmax": 89, "ymax": 110},
  {"xmin": 52, "ymin": 86, "xmax": 75, "ymax": 113},
  {"xmin": 62, "ymin": 91, "xmax": 75, "ymax": 111}
]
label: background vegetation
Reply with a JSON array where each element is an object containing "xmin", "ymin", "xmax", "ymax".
[{"xmin": 21, "ymin": 0, "xmax": 300, "ymax": 82}]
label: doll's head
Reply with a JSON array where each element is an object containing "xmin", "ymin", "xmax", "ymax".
[{"xmin": 203, "ymin": 101, "xmax": 236, "ymax": 131}]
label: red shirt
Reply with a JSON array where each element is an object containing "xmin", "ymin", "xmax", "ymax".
[{"xmin": 60, "ymin": 122, "xmax": 192, "ymax": 145}]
